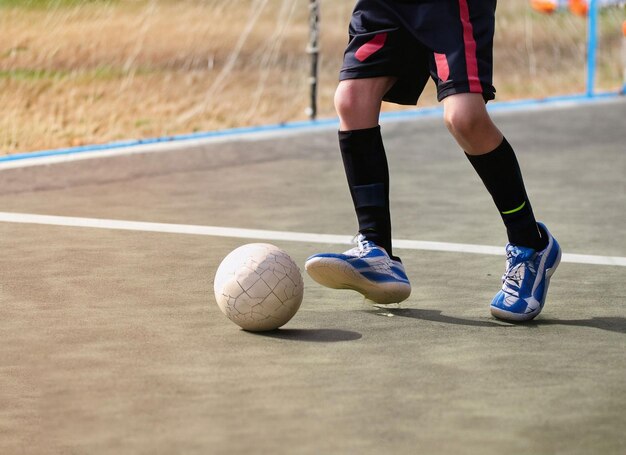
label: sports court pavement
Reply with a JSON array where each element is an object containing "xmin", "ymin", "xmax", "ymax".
[{"xmin": 0, "ymin": 98, "xmax": 625, "ymax": 454}]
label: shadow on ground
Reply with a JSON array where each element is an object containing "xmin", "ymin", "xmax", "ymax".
[
  {"xmin": 247, "ymin": 328, "xmax": 363, "ymax": 342},
  {"xmin": 365, "ymin": 308, "xmax": 626, "ymax": 334}
]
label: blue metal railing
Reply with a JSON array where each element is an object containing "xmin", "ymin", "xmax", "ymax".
[{"xmin": 586, "ymin": 0, "xmax": 599, "ymax": 97}]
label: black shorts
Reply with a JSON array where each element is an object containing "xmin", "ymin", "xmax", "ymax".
[{"xmin": 340, "ymin": 0, "xmax": 497, "ymax": 105}]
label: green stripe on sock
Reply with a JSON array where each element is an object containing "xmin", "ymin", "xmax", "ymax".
[{"xmin": 501, "ymin": 201, "xmax": 526, "ymax": 215}]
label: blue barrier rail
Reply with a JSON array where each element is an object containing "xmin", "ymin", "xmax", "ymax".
[
  {"xmin": 1, "ymin": 91, "xmax": 623, "ymax": 166},
  {"xmin": 586, "ymin": 0, "xmax": 599, "ymax": 97}
]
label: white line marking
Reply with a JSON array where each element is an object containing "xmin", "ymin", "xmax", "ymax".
[{"xmin": 0, "ymin": 212, "xmax": 624, "ymax": 267}]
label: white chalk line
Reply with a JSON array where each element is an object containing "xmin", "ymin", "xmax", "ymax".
[{"xmin": 1, "ymin": 212, "xmax": 624, "ymax": 267}]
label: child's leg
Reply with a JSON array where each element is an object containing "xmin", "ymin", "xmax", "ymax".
[
  {"xmin": 305, "ymin": 76, "xmax": 412, "ymax": 305},
  {"xmin": 442, "ymin": 93, "xmax": 546, "ymax": 251},
  {"xmin": 334, "ymin": 77, "xmax": 398, "ymax": 256}
]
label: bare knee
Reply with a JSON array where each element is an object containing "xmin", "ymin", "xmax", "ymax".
[
  {"xmin": 334, "ymin": 77, "xmax": 396, "ymax": 130},
  {"xmin": 443, "ymin": 107, "xmax": 487, "ymax": 140},
  {"xmin": 334, "ymin": 81, "xmax": 366, "ymax": 120},
  {"xmin": 443, "ymin": 94, "xmax": 503, "ymax": 154}
]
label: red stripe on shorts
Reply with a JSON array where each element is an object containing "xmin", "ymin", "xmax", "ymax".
[
  {"xmin": 434, "ymin": 53, "xmax": 450, "ymax": 82},
  {"xmin": 457, "ymin": 0, "xmax": 482, "ymax": 93},
  {"xmin": 355, "ymin": 33, "xmax": 387, "ymax": 62}
]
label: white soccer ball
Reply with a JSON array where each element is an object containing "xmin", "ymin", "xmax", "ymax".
[{"xmin": 213, "ymin": 243, "xmax": 304, "ymax": 331}]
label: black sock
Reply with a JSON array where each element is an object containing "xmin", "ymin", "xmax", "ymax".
[
  {"xmin": 465, "ymin": 138, "xmax": 547, "ymax": 251},
  {"xmin": 339, "ymin": 126, "xmax": 393, "ymax": 256}
]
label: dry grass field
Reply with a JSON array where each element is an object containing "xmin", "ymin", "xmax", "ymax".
[{"xmin": 0, "ymin": 0, "xmax": 623, "ymax": 154}]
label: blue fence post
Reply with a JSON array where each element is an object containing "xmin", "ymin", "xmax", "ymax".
[
  {"xmin": 586, "ymin": 0, "xmax": 598, "ymax": 97},
  {"xmin": 622, "ymin": 20, "xmax": 626, "ymax": 95}
]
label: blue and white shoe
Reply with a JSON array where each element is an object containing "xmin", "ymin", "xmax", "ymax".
[
  {"xmin": 305, "ymin": 234, "xmax": 411, "ymax": 304},
  {"xmin": 491, "ymin": 222, "xmax": 561, "ymax": 322}
]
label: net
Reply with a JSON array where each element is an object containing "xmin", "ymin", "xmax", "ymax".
[{"xmin": 0, "ymin": 0, "xmax": 623, "ymax": 154}]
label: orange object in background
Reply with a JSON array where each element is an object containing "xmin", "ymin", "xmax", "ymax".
[
  {"xmin": 568, "ymin": 0, "xmax": 589, "ymax": 16},
  {"xmin": 622, "ymin": 20, "xmax": 626, "ymax": 37},
  {"xmin": 530, "ymin": 0, "xmax": 559, "ymax": 13}
]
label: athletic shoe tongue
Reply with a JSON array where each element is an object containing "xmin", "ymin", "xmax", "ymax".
[{"xmin": 507, "ymin": 245, "xmax": 535, "ymax": 264}]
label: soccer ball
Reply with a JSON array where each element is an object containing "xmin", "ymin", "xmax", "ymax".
[{"xmin": 213, "ymin": 243, "xmax": 304, "ymax": 331}]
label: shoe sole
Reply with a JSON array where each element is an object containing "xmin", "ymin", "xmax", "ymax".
[
  {"xmin": 305, "ymin": 257, "xmax": 411, "ymax": 305},
  {"xmin": 490, "ymin": 247, "xmax": 562, "ymax": 322}
]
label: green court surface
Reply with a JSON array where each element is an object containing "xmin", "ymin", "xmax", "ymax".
[{"xmin": 1, "ymin": 99, "xmax": 625, "ymax": 454}]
